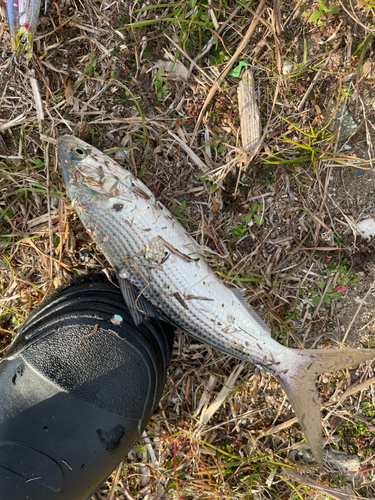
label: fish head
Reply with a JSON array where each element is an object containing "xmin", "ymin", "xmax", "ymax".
[
  {"xmin": 58, "ymin": 134, "xmax": 117, "ymax": 207},
  {"xmin": 58, "ymin": 135, "xmax": 155, "ymax": 204},
  {"xmin": 57, "ymin": 135, "xmax": 97, "ymax": 190}
]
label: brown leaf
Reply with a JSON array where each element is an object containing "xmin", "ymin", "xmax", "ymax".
[
  {"xmin": 330, "ymin": 415, "xmax": 344, "ymax": 429},
  {"xmin": 64, "ymin": 75, "xmax": 74, "ymax": 106},
  {"xmin": 73, "ymin": 121, "xmax": 89, "ymax": 141}
]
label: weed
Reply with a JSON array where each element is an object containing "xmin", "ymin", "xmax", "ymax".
[
  {"xmin": 336, "ymin": 420, "xmax": 372, "ymax": 458},
  {"xmin": 362, "ymin": 401, "xmax": 375, "ymax": 418},
  {"xmin": 211, "ymin": 140, "xmax": 226, "ymax": 155},
  {"xmin": 243, "ymin": 204, "xmax": 264, "ymax": 227},
  {"xmin": 231, "ymin": 222, "xmax": 248, "ymax": 239},
  {"xmin": 324, "ymin": 258, "xmax": 361, "ymax": 285},
  {"xmin": 34, "ymin": 159, "xmax": 45, "ymax": 170},
  {"xmin": 84, "ymin": 48, "xmax": 99, "ymax": 78},
  {"xmin": 209, "ymin": 47, "xmax": 230, "ymax": 66},
  {"xmin": 198, "ymin": 173, "xmax": 218, "ymax": 194},
  {"xmin": 339, "ymin": 86, "xmax": 353, "ymax": 100},
  {"xmin": 332, "ymin": 474, "xmax": 346, "ymax": 488},
  {"xmin": 306, "ymin": 0, "xmax": 340, "ymax": 26},
  {"xmin": 333, "ymin": 234, "xmax": 345, "ymax": 247},
  {"xmin": 87, "ymin": 128, "xmax": 101, "ymax": 144},
  {"xmin": 172, "ymin": 200, "xmax": 187, "ymax": 227},
  {"xmin": 154, "ymin": 67, "xmax": 169, "ymax": 100},
  {"xmin": 311, "ymin": 280, "xmax": 344, "ymax": 305},
  {"xmin": 231, "ymin": 205, "xmax": 264, "ymax": 238}
]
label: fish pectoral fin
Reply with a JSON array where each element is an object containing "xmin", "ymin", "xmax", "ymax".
[
  {"xmin": 278, "ymin": 347, "xmax": 375, "ymax": 464},
  {"xmin": 118, "ymin": 277, "xmax": 160, "ymax": 326}
]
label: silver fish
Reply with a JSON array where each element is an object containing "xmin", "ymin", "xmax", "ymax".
[{"xmin": 58, "ymin": 135, "xmax": 375, "ymax": 464}]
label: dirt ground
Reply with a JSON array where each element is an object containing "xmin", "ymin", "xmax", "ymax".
[{"xmin": 1, "ymin": 0, "xmax": 375, "ymax": 498}]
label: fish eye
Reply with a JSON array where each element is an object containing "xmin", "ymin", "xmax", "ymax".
[{"xmin": 69, "ymin": 147, "xmax": 88, "ymax": 160}]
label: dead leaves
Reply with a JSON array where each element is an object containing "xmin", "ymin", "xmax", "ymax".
[{"xmin": 64, "ymin": 74, "xmax": 73, "ymax": 106}]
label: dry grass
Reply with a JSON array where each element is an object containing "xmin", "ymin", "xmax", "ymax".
[{"xmin": 1, "ymin": 0, "xmax": 375, "ymax": 498}]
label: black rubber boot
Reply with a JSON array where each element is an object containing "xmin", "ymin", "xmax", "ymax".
[{"xmin": 0, "ymin": 273, "xmax": 174, "ymax": 500}]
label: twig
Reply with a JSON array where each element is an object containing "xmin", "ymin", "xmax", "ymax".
[
  {"xmin": 164, "ymin": 34, "xmax": 215, "ymax": 85},
  {"xmin": 260, "ymin": 376, "xmax": 375, "ymax": 438},
  {"xmin": 106, "ymin": 462, "xmax": 123, "ymax": 500},
  {"xmin": 190, "ymin": 0, "xmax": 267, "ymax": 145},
  {"xmin": 118, "ymin": 480, "xmax": 137, "ymax": 500},
  {"xmin": 340, "ymin": 282, "xmax": 375, "ymax": 347},
  {"xmin": 168, "ymin": 130, "xmax": 209, "ymax": 172},
  {"xmin": 312, "ymin": 276, "xmax": 333, "ymax": 319},
  {"xmin": 0, "ymin": 113, "xmax": 26, "ymax": 132},
  {"xmin": 44, "ymin": 141, "xmax": 54, "ymax": 285},
  {"xmin": 297, "ymin": 66, "xmax": 325, "ymax": 112},
  {"xmin": 30, "ymin": 75, "xmax": 44, "ymax": 131},
  {"xmin": 281, "ymin": 468, "xmax": 354, "ymax": 500},
  {"xmin": 142, "ymin": 430, "xmax": 159, "ymax": 469},
  {"xmin": 0, "ymin": 193, "xmax": 25, "ymax": 222},
  {"xmin": 298, "ymin": 40, "xmax": 341, "ymax": 111},
  {"xmin": 192, "ymin": 5, "xmax": 242, "ymax": 66}
]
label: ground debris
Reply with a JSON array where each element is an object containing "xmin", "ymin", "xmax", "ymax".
[
  {"xmin": 238, "ymin": 69, "xmax": 261, "ymax": 152},
  {"xmin": 1, "ymin": 1, "xmax": 375, "ymax": 499}
]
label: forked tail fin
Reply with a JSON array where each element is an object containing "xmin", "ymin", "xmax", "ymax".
[{"xmin": 278, "ymin": 348, "xmax": 375, "ymax": 464}]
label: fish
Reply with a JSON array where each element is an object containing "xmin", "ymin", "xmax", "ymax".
[
  {"xmin": 57, "ymin": 134, "xmax": 375, "ymax": 464},
  {"xmin": 6, "ymin": 0, "xmax": 41, "ymax": 60}
]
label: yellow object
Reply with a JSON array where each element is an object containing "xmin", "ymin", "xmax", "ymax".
[{"xmin": 11, "ymin": 27, "xmax": 33, "ymax": 58}]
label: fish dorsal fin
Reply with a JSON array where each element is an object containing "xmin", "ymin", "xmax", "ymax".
[
  {"xmin": 231, "ymin": 289, "xmax": 271, "ymax": 336},
  {"xmin": 118, "ymin": 277, "xmax": 160, "ymax": 326}
]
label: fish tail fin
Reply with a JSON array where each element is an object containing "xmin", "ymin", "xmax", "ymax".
[{"xmin": 278, "ymin": 348, "xmax": 375, "ymax": 464}]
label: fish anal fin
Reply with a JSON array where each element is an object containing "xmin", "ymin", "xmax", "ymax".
[
  {"xmin": 278, "ymin": 347, "xmax": 375, "ymax": 464},
  {"xmin": 231, "ymin": 289, "xmax": 271, "ymax": 336}
]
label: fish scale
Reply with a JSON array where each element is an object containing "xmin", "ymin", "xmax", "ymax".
[
  {"xmin": 58, "ymin": 135, "xmax": 375, "ymax": 464},
  {"xmin": 77, "ymin": 194, "xmax": 260, "ymax": 361},
  {"xmin": 71, "ymin": 170, "xmax": 278, "ymax": 364}
]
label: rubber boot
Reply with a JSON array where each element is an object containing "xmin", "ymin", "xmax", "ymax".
[{"xmin": 0, "ymin": 273, "xmax": 174, "ymax": 500}]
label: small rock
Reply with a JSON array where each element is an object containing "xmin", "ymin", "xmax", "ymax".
[
  {"xmin": 171, "ymin": 392, "xmax": 180, "ymax": 404},
  {"xmin": 282, "ymin": 60, "xmax": 294, "ymax": 75},
  {"xmin": 327, "ymin": 103, "xmax": 358, "ymax": 141},
  {"xmin": 362, "ymin": 59, "xmax": 373, "ymax": 79},
  {"xmin": 145, "ymin": 236, "xmax": 165, "ymax": 263},
  {"xmin": 79, "ymin": 248, "xmax": 95, "ymax": 265},
  {"xmin": 323, "ymin": 450, "xmax": 361, "ymax": 475},
  {"xmin": 352, "ymin": 166, "xmax": 365, "ymax": 177},
  {"xmin": 114, "ymin": 150, "xmax": 128, "ymax": 162},
  {"xmin": 357, "ymin": 218, "xmax": 375, "ymax": 239}
]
